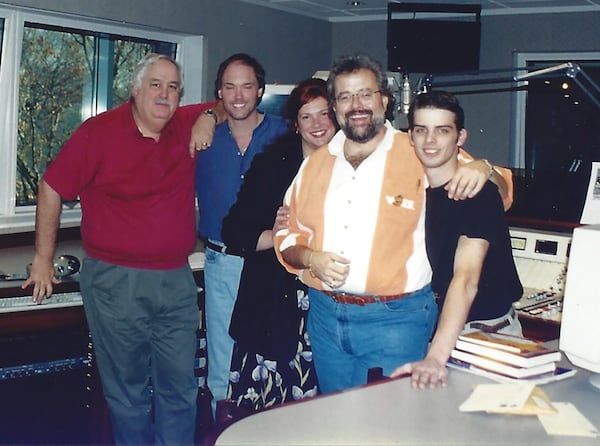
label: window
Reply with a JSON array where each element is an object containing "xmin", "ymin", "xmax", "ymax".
[
  {"xmin": 509, "ymin": 52, "xmax": 600, "ymax": 225},
  {"xmin": 0, "ymin": 5, "xmax": 204, "ymax": 233},
  {"xmin": 17, "ymin": 24, "xmax": 169, "ymax": 207},
  {"xmin": 512, "ymin": 52, "xmax": 600, "ymax": 168}
]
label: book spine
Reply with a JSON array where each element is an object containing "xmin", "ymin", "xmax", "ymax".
[
  {"xmin": 450, "ymin": 349, "xmax": 556, "ymax": 378},
  {"xmin": 447, "ymin": 358, "xmax": 576, "ymax": 385},
  {"xmin": 455, "ymin": 339, "xmax": 561, "ymax": 368},
  {"xmin": 457, "ymin": 336, "xmax": 523, "ymax": 353}
]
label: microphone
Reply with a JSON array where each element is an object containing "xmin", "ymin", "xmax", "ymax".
[
  {"xmin": 400, "ymin": 73, "xmax": 412, "ymax": 115},
  {"xmin": 21, "ymin": 254, "xmax": 81, "ymax": 281},
  {"xmin": 53, "ymin": 254, "xmax": 81, "ymax": 277}
]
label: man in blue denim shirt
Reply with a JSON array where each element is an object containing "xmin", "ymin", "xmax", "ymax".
[{"xmin": 195, "ymin": 53, "xmax": 288, "ymax": 417}]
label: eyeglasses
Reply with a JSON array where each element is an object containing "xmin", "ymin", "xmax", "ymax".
[{"xmin": 335, "ymin": 89, "xmax": 381, "ymax": 106}]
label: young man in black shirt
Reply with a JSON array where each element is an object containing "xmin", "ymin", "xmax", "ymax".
[{"xmin": 392, "ymin": 90, "xmax": 523, "ymax": 389}]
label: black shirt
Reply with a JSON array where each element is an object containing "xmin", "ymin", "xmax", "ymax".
[{"xmin": 425, "ymin": 181, "xmax": 523, "ymax": 321}]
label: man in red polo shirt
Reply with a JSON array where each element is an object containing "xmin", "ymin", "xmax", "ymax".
[{"xmin": 24, "ymin": 53, "xmax": 217, "ymax": 445}]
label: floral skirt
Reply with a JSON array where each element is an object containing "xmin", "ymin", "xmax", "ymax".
[{"xmin": 226, "ymin": 310, "xmax": 319, "ymax": 411}]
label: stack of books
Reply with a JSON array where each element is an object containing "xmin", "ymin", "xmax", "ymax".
[{"xmin": 448, "ymin": 330, "xmax": 576, "ymax": 385}]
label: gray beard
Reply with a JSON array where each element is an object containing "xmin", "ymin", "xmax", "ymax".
[{"xmin": 342, "ymin": 115, "xmax": 385, "ymax": 143}]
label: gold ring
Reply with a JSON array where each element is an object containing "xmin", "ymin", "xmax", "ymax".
[{"xmin": 201, "ymin": 142, "xmax": 208, "ymax": 147}]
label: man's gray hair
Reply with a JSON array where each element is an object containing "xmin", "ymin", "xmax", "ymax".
[
  {"xmin": 130, "ymin": 53, "xmax": 183, "ymax": 97},
  {"xmin": 327, "ymin": 54, "xmax": 391, "ymax": 102}
]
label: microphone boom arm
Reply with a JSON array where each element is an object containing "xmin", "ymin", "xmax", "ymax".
[{"xmin": 419, "ymin": 62, "xmax": 600, "ymax": 109}]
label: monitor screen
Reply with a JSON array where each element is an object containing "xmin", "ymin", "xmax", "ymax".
[
  {"xmin": 559, "ymin": 224, "xmax": 600, "ymax": 389},
  {"xmin": 258, "ymin": 84, "xmax": 296, "ymax": 118},
  {"xmin": 387, "ymin": 19, "xmax": 481, "ymax": 74}
]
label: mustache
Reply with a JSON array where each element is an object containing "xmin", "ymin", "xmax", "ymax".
[
  {"xmin": 154, "ymin": 98, "xmax": 172, "ymax": 106},
  {"xmin": 345, "ymin": 109, "xmax": 373, "ymax": 119}
]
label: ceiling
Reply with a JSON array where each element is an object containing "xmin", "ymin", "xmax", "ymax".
[{"xmin": 239, "ymin": 0, "xmax": 600, "ymax": 22}]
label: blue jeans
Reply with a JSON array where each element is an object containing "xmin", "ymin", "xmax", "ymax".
[
  {"xmin": 307, "ymin": 285, "xmax": 438, "ymax": 394},
  {"xmin": 80, "ymin": 258, "xmax": 199, "ymax": 446},
  {"xmin": 203, "ymin": 247, "xmax": 243, "ymax": 416}
]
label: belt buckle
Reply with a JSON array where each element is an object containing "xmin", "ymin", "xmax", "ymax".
[
  {"xmin": 353, "ymin": 295, "xmax": 367, "ymax": 306},
  {"xmin": 331, "ymin": 292, "xmax": 368, "ymax": 306}
]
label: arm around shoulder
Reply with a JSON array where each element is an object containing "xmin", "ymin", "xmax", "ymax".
[
  {"xmin": 188, "ymin": 100, "xmax": 224, "ymax": 155},
  {"xmin": 489, "ymin": 163, "xmax": 513, "ymax": 211},
  {"xmin": 457, "ymin": 149, "xmax": 514, "ymax": 210}
]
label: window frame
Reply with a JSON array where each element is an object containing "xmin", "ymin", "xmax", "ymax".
[{"xmin": 0, "ymin": 5, "xmax": 205, "ymax": 234}]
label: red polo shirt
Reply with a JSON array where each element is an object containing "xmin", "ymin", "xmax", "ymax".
[{"xmin": 44, "ymin": 100, "xmax": 212, "ymax": 269}]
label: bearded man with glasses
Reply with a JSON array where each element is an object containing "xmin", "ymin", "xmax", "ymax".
[{"xmin": 274, "ymin": 53, "xmax": 514, "ymax": 393}]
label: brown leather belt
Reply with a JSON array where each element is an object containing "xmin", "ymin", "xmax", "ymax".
[{"xmin": 323, "ymin": 290, "xmax": 413, "ymax": 306}]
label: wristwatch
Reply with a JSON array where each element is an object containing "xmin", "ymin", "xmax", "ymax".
[{"xmin": 204, "ymin": 108, "xmax": 217, "ymax": 123}]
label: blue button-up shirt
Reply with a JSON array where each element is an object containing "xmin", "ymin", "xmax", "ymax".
[{"xmin": 196, "ymin": 113, "xmax": 288, "ymax": 242}]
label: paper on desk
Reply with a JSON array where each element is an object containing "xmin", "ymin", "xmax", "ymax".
[
  {"xmin": 501, "ymin": 386, "xmax": 556, "ymax": 415},
  {"xmin": 538, "ymin": 402, "xmax": 599, "ymax": 438},
  {"xmin": 580, "ymin": 161, "xmax": 600, "ymax": 224},
  {"xmin": 459, "ymin": 383, "xmax": 556, "ymax": 415}
]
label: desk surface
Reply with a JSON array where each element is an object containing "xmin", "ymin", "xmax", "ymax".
[{"xmin": 216, "ymin": 366, "xmax": 600, "ymax": 445}]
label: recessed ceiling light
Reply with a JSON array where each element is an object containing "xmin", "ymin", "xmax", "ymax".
[{"xmin": 348, "ymin": 1, "xmax": 362, "ymax": 6}]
